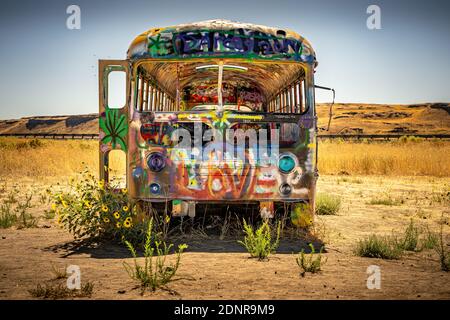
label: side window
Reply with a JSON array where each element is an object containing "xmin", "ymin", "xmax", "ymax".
[
  {"xmin": 268, "ymin": 77, "xmax": 307, "ymax": 114},
  {"xmin": 107, "ymin": 70, "xmax": 126, "ymax": 109},
  {"xmin": 135, "ymin": 70, "xmax": 175, "ymax": 112}
]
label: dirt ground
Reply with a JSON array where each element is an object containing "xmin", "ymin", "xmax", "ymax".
[{"xmin": 0, "ymin": 175, "xmax": 449, "ymax": 300}]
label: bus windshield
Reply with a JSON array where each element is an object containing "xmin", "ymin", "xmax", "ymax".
[{"xmin": 134, "ymin": 59, "xmax": 308, "ymax": 114}]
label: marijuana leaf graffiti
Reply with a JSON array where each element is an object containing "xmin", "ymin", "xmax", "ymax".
[{"xmin": 99, "ymin": 107, "xmax": 128, "ymax": 151}]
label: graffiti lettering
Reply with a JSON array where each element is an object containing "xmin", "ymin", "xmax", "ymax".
[{"xmin": 146, "ymin": 29, "xmax": 309, "ymax": 62}]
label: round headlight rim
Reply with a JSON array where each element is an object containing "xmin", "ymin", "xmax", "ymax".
[
  {"xmin": 149, "ymin": 182, "xmax": 161, "ymax": 195},
  {"xmin": 278, "ymin": 152, "xmax": 298, "ymax": 174},
  {"xmin": 147, "ymin": 152, "xmax": 166, "ymax": 172},
  {"xmin": 279, "ymin": 182, "xmax": 293, "ymax": 196}
]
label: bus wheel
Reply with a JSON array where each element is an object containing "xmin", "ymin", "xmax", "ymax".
[{"xmin": 290, "ymin": 202, "xmax": 314, "ymax": 228}]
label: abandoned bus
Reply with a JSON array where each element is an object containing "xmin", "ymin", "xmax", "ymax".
[{"xmin": 98, "ymin": 20, "xmax": 318, "ymax": 227}]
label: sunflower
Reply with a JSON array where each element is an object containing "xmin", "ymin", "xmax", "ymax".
[
  {"xmin": 113, "ymin": 211, "xmax": 120, "ymax": 219},
  {"xmin": 123, "ymin": 219, "xmax": 132, "ymax": 229},
  {"xmin": 103, "ymin": 217, "xmax": 110, "ymax": 223},
  {"xmin": 122, "ymin": 205, "xmax": 129, "ymax": 212},
  {"xmin": 101, "ymin": 205, "xmax": 109, "ymax": 212}
]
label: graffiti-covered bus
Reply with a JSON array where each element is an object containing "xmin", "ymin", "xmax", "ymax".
[{"xmin": 98, "ymin": 20, "xmax": 318, "ymax": 227}]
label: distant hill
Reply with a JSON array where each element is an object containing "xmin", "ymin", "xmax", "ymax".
[
  {"xmin": 317, "ymin": 103, "xmax": 450, "ymax": 134},
  {"xmin": 0, "ymin": 103, "xmax": 449, "ymax": 135}
]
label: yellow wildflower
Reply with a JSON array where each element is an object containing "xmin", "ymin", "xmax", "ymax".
[
  {"xmin": 121, "ymin": 188, "xmax": 128, "ymax": 194},
  {"xmin": 113, "ymin": 212, "xmax": 120, "ymax": 219},
  {"xmin": 51, "ymin": 203, "xmax": 57, "ymax": 211},
  {"xmin": 101, "ymin": 205, "xmax": 109, "ymax": 212},
  {"xmin": 103, "ymin": 217, "xmax": 110, "ymax": 223},
  {"xmin": 123, "ymin": 220, "xmax": 132, "ymax": 228},
  {"xmin": 98, "ymin": 180, "xmax": 105, "ymax": 189},
  {"xmin": 84, "ymin": 200, "xmax": 91, "ymax": 208},
  {"xmin": 116, "ymin": 222, "xmax": 121, "ymax": 229},
  {"xmin": 122, "ymin": 206, "xmax": 129, "ymax": 212}
]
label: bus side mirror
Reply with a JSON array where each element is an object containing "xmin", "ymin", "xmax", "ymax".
[{"xmin": 314, "ymin": 85, "xmax": 335, "ymax": 131}]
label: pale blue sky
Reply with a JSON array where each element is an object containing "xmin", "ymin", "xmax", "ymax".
[{"xmin": 0, "ymin": 0, "xmax": 449, "ymax": 119}]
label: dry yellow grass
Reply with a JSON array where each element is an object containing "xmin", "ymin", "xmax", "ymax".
[
  {"xmin": 0, "ymin": 138, "xmax": 123, "ymax": 179},
  {"xmin": 0, "ymin": 137, "xmax": 449, "ymax": 178},
  {"xmin": 318, "ymin": 139, "xmax": 450, "ymax": 177}
]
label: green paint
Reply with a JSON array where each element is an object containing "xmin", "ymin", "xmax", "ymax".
[
  {"xmin": 99, "ymin": 106, "xmax": 128, "ymax": 151},
  {"xmin": 294, "ymin": 129, "xmax": 310, "ymax": 153}
]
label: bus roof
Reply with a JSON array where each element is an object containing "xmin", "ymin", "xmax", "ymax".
[{"xmin": 127, "ymin": 19, "xmax": 316, "ymax": 65}]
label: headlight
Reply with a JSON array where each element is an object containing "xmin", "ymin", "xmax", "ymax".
[
  {"xmin": 278, "ymin": 153, "xmax": 297, "ymax": 173},
  {"xmin": 279, "ymin": 183, "xmax": 292, "ymax": 196},
  {"xmin": 149, "ymin": 183, "xmax": 161, "ymax": 194},
  {"xmin": 147, "ymin": 152, "xmax": 166, "ymax": 172}
]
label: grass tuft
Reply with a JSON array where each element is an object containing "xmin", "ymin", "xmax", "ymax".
[
  {"xmin": 296, "ymin": 243, "xmax": 327, "ymax": 277},
  {"xmin": 401, "ymin": 219, "xmax": 421, "ymax": 251},
  {"xmin": 355, "ymin": 234, "xmax": 403, "ymax": 259},
  {"xmin": 29, "ymin": 282, "xmax": 93, "ymax": 299},
  {"xmin": 315, "ymin": 193, "xmax": 341, "ymax": 215}
]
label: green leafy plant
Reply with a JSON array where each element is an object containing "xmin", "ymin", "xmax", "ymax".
[
  {"xmin": 0, "ymin": 193, "xmax": 36, "ymax": 229},
  {"xmin": 435, "ymin": 215, "xmax": 450, "ymax": 272},
  {"xmin": 51, "ymin": 169, "xmax": 144, "ymax": 243},
  {"xmin": 296, "ymin": 243, "xmax": 327, "ymax": 277},
  {"xmin": 123, "ymin": 218, "xmax": 188, "ymax": 294},
  {"xmin": 0, "ymin": 203, "xmax": 16, "ymax": 228},
  {"xmin": 99, "ymin": 107, "xmax": 128, "ymax": 151},
  {"xmin": 16, "ymin": 194, "xmax": 36, "ymax": 228},
  {"xmin": 355, "ymin": 234, "xmax": 403, "ymax": 260},
  {"xmin": 421, "ymin": 227, "xmax": 439, "ymax": 250},
  {"xmin": 400, "ymin": 219, "xmax": 421, "ymax": 252},
  {"xmin": 238, "ymin": 219, "xmax": 281, "ymax": 260},
  {"xmin": 315, "ymin": 193, "xmax": 341, "ymax": 215}
]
